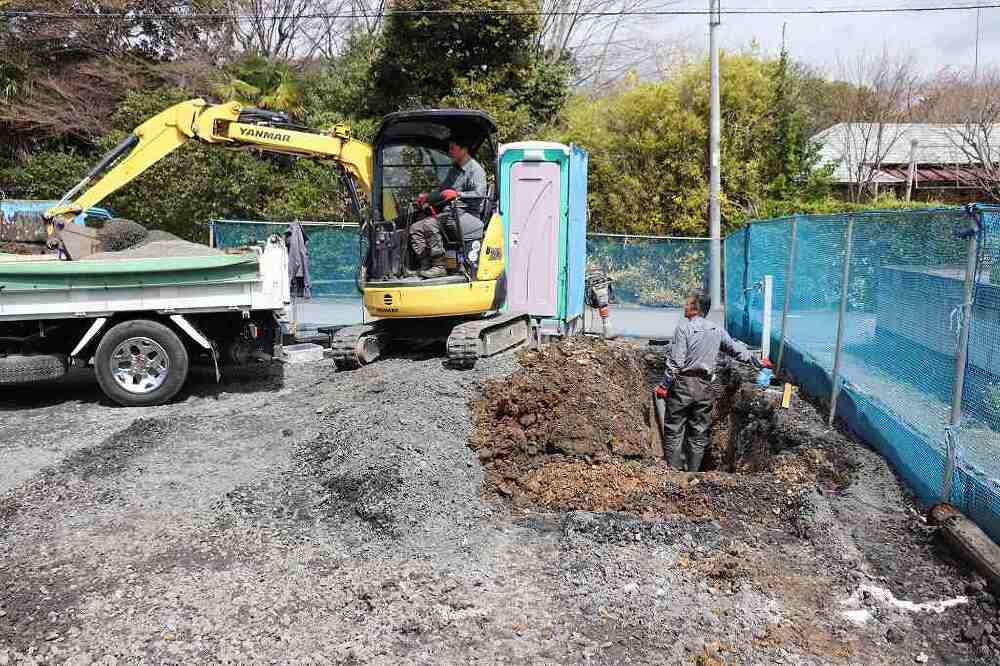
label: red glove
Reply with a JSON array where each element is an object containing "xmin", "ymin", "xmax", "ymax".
[
  {"xmin": 655, "ymin": 384, "xmax": 669, "ymax": 400},
  {"xmin": 441, "ymin": 189, "xmax": 459, "ymax": 202},
  {"xmin": 760, "ymin": 356, "xmax": 773, "ymax": 369},
  {"xmin": 416, "ymin": 192, "xmax": 429, "ymax": 206}
]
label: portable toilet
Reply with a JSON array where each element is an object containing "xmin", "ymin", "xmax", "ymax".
[{"xmin": 498, "ymin": 141, "xmax": 588, "ymax": 336}]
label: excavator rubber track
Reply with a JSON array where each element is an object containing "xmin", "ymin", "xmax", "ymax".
[
  {"xmin": 445, "ymin": 312, "xmax": 531, "ymax": 369},
  {"xmin": 330, "ymin": 323, "xmax": 389, "ymax": 371}
]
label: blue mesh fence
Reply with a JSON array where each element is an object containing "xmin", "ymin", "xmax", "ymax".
[
  {"xmin": 585, "ymin": 234, "xmax": 710, "ymax": 339},
  {"xmin": 210, "ymin": 220, "xmax": 365, "ymax": 331},
  {"xmin": 585, "ymin": 234, "xmax": 711, "ymax": 309},
  {"xmin": 724, "ymin": 226, "xmax": 748, "ymax": 339},
  {"xmin": 210, "ymin": 220, "xmax": 360, "ymax": 297},
  {"xmin": 210, "ymin": 221, "xmax": 712, "ymax": 337},
  {"xmin": 725, "ymin": 206, "xmax": 1000, "ymax": 542}
]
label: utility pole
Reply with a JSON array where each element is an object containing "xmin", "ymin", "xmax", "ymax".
[
  {"xmin": 975, "ymin": 7, "xmax": 982, "ymax": 81},
  {"xmin": 906, "ymin": 138, "xmax": 919, "ymax": 202},
  {"xmin": 709, "ymin": 0, "xmax": 722, "ymax": 316}
]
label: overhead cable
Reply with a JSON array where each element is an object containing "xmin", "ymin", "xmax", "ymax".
[{"xmin": 3, "ymin": 3, "xmax": 1000, "ymax": 21}]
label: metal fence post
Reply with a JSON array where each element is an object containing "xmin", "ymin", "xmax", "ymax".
[
  {"xmin": 828, "ymin": 216, "xmax": 854, "ymax": 426},
  {"xmin": 742, "ymin": 224, "xmax": 752, "ymax": 339},
  {"xmin": 775, "ymin": 216, "xmax": 798, "ymax": 377},
  {"xmin": 761, "ymin": 275, "xmax": 773, "ymax": 360},
  {"xmin": 942, "ymin": 224, "xmax": 979, "ymax": 504}
]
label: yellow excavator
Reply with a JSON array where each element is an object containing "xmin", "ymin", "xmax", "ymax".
[{"xmin": 43, "ymin": 99, "xmax": 529, "ymax": 369}]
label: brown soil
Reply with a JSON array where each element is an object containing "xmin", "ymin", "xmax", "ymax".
[{"xmin": 469, "ymin": 337, "xmax": 856, "ymax": 523}]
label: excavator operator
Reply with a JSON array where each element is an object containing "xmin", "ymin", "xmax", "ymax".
[{"xmin": 408, "ymin": 135, "xmax": 487, "ymax": 279}]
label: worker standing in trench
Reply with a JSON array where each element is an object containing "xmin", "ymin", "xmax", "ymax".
[{"xmin": 656, "ymin": 292, "xmax": 772, "ymax": 472}]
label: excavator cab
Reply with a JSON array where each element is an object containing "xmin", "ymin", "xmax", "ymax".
[
  {"xmin": 364, "ymin": 109, "xmax": 498, "ymax": 284},
  {"xmin": 329, "ymin": 110, "xmax": 530, "ymax": 370}
]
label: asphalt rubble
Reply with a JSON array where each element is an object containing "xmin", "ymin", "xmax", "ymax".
[{"xmin": 1, "ymin": 337, "xmax": 999, "ymax": 663}]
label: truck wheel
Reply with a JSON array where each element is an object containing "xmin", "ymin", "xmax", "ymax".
[
  {"xmin": 94, "ymin": 319, "xmax": 189, "ymax": 407},
  {"xmin": 0, "ymin": 354, "xmax": 68, "ymax": 385}
]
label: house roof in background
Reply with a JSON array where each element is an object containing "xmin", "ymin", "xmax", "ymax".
[{"xmin": 812, "ymin": 123, "xmax": 1000, "ymax": 183}]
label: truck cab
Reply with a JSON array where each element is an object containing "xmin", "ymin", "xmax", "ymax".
[{"xmin": 0, "ymin": 200, "xmax": 118, "ymax": 227}]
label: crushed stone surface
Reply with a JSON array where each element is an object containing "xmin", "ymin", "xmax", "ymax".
[{"xmin": 0, "ymin": 340, "xmax": 997, "ymax": 663}]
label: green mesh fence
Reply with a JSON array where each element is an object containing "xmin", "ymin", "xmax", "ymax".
[
  {"xmin": 724, "ymin": 226, "xmax": 748, "ymax": 337},
  {"xmin": 210, "ymin": 220, "xmax": 360, "ymax": 296},
  {"xmin": 210, "ymin": 221, "xmax": 712, "ymax": 336},
  {"xmin": 586, "ymin": 234, "xmax": 710, "ymax": 308},
  {"xmin": 725, "ymin": 207, "xmax": 1000, "ymax": 541}
]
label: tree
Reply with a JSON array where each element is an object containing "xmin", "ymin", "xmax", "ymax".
[
  {"xmin": 536, "ymin": 0, "xmax": 665, "ymax": 89},
  {"xmin": 0, "ymin": 0, "xmax": 225, "ymax": 146},
  {"xmin": 299, "ymin": 33, "xmax": 380, "ymax": 135},
  {"xmin": 213, "ymin": 54, "xmax": 306, "ymax": 116},
  {"xmin": 829, "ymin": 51, "xmax": 920, "ymax": 202},
  {"xmin": 767, "ymin": 42, "xmax": 827, "ymax": 199},
  {"xmin": 219, "ymin": 0, "xmax": 360, "ymax": 59},
  {"xmin": 367, "ymin": 0, "xmax": 571, "ymax": 142},
  {"xmin": 369, "ymin": 0, "xmax": 542, "ymax": 113},
  {"xmin": 919, "ymin": 68, "xmax": 1000, "ymax": 201},
  {"xmin": 551, "ymin": 50, "xmax": 836, "ymax": 235}
]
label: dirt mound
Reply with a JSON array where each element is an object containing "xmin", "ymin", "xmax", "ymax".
[
  {"xmin": 97, "ymin": 219, "xmax": 149, "ymax": 251},
  {"xmin": 469, "ymin": 338, "xmax": 658, "ymax": 493},
  {"xmin": 470, "ymin": 337, "xmax": 857, "ymax": 523},
  {"xmin": 473, "ymin": 338, "xmax": 654, "ymax": 457}
]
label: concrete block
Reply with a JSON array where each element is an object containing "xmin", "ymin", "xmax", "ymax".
[{"xmin": 282, "ymin": 343, "xmax": 325, "ymax": 364}]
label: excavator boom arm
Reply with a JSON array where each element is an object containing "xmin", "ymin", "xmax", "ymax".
[{"xmin": 46, "ymin": 99, "xmax": 373, "ymax": 227}]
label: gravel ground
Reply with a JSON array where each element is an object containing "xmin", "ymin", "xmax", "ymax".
[{"xmin": 0, "ymin": 345, "xmax": 996, "ymax": 664}]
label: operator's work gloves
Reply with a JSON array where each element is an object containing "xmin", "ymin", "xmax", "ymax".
[
  {"xmin": 441, "ymin": 189, "xmax": 459, "ymax": 202},
  {"xmin": 655, "ymin": 384, "xmax": 669, "ymax": 400},
  {"xmin": 416, "ymin": 192, "xmax": 429, "ymax": 206},
  {"xmin": 758, "ymin": 356, "xmax": 773, "ymax": 370}
]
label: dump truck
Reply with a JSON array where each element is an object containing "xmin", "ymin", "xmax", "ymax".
[{"xmin": 0, "ymin": 236, "xmax": 290, "ymax": 406}]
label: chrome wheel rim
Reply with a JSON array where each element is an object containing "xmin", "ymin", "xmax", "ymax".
[{"xmin": 111, "ymin": 337, "xmax": 169, "ymax": 394}]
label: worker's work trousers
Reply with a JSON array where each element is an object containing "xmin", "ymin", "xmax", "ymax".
[
  {"xmin": 662, "ymin": 374, "xmax": 714, "ymax": 472},
  {"xmin": 440, "ymin": 209, "xmax": 485, "ymax": 243},
  {"xmin": 410, "ymin": 217, "xmax": 445, "ymax": 259}
]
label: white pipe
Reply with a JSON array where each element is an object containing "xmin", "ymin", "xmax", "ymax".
[{"xmin": 761, "ymin": 275, "xmax": 773, "ymax": 360}]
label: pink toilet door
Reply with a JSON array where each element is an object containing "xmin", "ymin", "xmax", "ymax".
[{"xmin": 507, "ymin": 161, "xmax": 560, "ymax": 317}]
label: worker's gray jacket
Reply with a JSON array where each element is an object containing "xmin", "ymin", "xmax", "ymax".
[
  {"xmin": 663, "ymin": 315, "xmax": 755, "ymax": 386},
  {"xmin": 441, "ymin": 157, "xmax": 487, "ymax": 214}
]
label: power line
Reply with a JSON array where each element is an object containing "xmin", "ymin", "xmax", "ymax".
[{"xmin": 2, "ymin": 3, "xmax": 1000, "ymax": 21}]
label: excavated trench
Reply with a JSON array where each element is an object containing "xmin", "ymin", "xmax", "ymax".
[{"xmin": 469, "ymin": 337, "xmax": 857, "ymax": 523}]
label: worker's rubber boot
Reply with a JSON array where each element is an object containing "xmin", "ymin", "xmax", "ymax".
[
  {"xmin": 419, "ymin": 255, "xmax": 447, "ymax": 279},
  {"xmin": 687, "ymin": 449, "xmax": 705, "ymax": 473}
]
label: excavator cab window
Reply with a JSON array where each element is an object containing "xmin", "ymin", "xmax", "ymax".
[{"xmin": 379, "ymin": 144, "xmax": 452, "ymax": 224}]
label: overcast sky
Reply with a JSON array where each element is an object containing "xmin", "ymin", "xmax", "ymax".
[{"xmin": 633, "ymin": 0, "xmax": 999, "ymax": 75}]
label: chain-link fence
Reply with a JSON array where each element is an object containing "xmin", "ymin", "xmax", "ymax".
[
  {"xmin": 210, "ymin": 220, "xmax": 360, "ymax": 297},
  {"xmin": 210, "ymin": 220, "xmax": 365, "ymax": 333},
  {"xmin": 586, "ymin": 233, "xmax": 710, "ymax": 309},
  {"xmin": 725, "ymin": 206, "xmax": 1000, "ymax": 541},
  {"xmin": 210, "ymin": 220, "xmax": 711, "ymax": 337}
]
